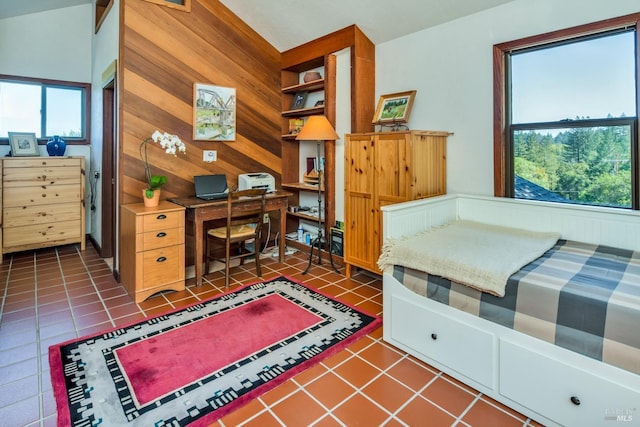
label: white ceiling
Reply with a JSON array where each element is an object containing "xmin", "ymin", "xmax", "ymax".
[{"xmin": 0, "ymin": 0, "xmax": 515, "ymax": 51}]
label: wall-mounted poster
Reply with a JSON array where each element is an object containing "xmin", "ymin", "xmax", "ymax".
[
  {"xmin": 193, "ymin": 83, "xmax": 236, "ymax": 141},
  {"xmin": 142, "ymin": 0, "xmax": 191, "ymax": 12}
]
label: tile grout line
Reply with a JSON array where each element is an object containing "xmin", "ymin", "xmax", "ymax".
[
  {"xmin": 0, "ymin": 255, "xmax": 14, "ymax": 320},
  {"xmin": 34, "ymin": 251, "xmax": 46, "ymax": 427},
  {"xmin": 72, "ymin": 245, "xmax": 119, "ymax": 330}
]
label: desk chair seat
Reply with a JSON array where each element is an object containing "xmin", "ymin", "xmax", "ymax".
[{"xmin": 205, "ymin": 189, "xmax": 267, "ymax": 289}]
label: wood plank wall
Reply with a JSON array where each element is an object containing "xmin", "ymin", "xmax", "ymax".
[{"xmin": 119, "ymin": 0, "xmax": 282, "ymax": 205}]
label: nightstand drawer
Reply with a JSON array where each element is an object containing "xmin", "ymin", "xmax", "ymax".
[
  {"xmin": 140, "ymin": 245, "xmax": 184, "ymax": 289},
  {"xmin": 142, "ymin": 210, "xmax": 184, "ymax": 232},
  {"xmin": 140, "ymin": 226, "xmax": 184, "ymax": 251}
]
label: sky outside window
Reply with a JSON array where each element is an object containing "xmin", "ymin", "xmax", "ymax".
[{"xmin": 511, "ymin": 31, "xmax": 636, "ymax": 124}]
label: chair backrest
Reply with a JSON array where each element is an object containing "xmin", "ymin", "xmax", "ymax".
[{"xmin": 224, "ymin": 188, "xmax": 267, "ymax": 239}]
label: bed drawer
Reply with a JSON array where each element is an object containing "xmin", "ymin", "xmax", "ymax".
[
  {"xmin": 390, "ymin": 294, "xmax": 495, "ymax": 389},
  {"xmin": 500, "ymin": 340, "xmax": 640, "ymax": 426}
]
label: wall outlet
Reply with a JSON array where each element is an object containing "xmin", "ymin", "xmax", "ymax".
[
  {"xmin": 203, "ymin": 150, "xmax": 217, "ymax": 162},
  {"xmin": 263, "ymin": 213, "xmax": 270, "ymax": 223}
]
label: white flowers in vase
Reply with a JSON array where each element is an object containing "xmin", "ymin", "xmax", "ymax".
[{"xmin": 140, "ymin": 130, "xmax": 187, "ymax": 199}]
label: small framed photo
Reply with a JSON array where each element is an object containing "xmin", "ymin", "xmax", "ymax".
[
  {"xmin": 8, "ymin": 132, "xmax": 40, "ymax": 157},
  {"xmin": 288, "ymin": 118, "xmax": 304, "ymax": 134},
  {"xmin": 372, "ymin": 90, "xmax": 417, "ymax": 124},
  {"xmin": 290, "ymin": 91, "xmax": 308, "ymax": 110}
]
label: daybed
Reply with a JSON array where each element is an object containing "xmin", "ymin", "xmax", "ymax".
[{"xmin": 380, "ymin": 194, "xmax": 640, "ymax": 427}]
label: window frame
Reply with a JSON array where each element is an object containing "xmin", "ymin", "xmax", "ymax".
[
  {"xmin": 493, "ymin": 12, "xmax": 640, "ymax": 208},
  {"xmin": 0, "ymin": 74, "xmax": 91, "ymax": 145}
]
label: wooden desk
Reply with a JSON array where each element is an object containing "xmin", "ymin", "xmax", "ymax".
[{"xmin": 169, "ymin": 191, "xmax": 290, "ymax": 285}]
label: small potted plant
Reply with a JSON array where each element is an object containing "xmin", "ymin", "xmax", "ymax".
[{"xmin": 140, "ymin": 130, "xmax": 186, "ymax": 207}]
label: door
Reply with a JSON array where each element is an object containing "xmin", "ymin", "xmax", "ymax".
[{"xmin": 344, "ymin": 134, "xmax": 375, "ymax": 271}]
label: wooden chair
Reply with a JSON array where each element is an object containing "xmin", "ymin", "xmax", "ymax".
[{"xmin": 205, "ymin": 188, "xmax": 267, "ymax": 289}]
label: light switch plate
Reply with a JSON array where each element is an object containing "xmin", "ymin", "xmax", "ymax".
[{"xmin": 203, "ymin": 150, "xmax": 217, "ymax": 162}]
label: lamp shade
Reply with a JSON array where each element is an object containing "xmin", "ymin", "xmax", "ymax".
[{"xmin": 295, "ymin": 116, "xmax": 339, "ymax": 141}]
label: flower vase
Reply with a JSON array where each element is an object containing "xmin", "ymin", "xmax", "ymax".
[
  {"xmin": 143, "ymin": 189, "xmax": 161, "ymax": 207},
  {"xmin": 46, "ymin": 136, "xmax": 66, "ymax": 156}
]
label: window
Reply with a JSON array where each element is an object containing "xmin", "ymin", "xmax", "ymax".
[
  {"xmin": 0, "ymin": 75, "xmax": 90, "ymax": 143},
  {"xmin": 493, "ymin": 13, "xmax": 640, "ymax": 209}
]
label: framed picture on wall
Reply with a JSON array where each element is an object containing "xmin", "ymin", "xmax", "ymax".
[
  {"xmin": 142, "ymin": 0, "xmax": 191, "ymax": 12},
  {"xmin": 193, "ymin": 83, "xmax": 236, "ymax": 141},
  {"xmin": 372, "ymin": 90, "xmax": 417, "ymax": 124},
  {"xmin": 8, "ymin": 132, "xmax": 40, "ymax": 157}
]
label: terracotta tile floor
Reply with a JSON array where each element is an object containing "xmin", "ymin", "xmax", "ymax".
[{"xmin": 0, "ymin": 243, "xmax": 544, "ymax": 426}]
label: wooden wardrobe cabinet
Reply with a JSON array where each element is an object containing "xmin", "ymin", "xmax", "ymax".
[
  {"xmin": 1, "ymin": 157, "xmax": 85, "ymax": 263},
  {"xmin": 344, "ymin": 130, "xmax": 450, "ymax": 276},
  {"xmin": 120, "ymin": 201, "xmax": 185, "ymax": 302}
]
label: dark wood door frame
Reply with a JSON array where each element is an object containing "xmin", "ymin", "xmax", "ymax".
[{"xmin": 101, "ymin": 79, "xmax": 116, "ymax": 259}]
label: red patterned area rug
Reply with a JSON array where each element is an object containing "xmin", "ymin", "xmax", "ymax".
[{"xmin": 49, "ymin": 276, "xmax": 381, "ymax": 426}]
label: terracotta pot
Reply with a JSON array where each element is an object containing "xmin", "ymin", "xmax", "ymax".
[
  {"xmin": 143, "ymin": 189, "xmax": 161, "ymax": 207},
  {"xmin": 303, "ymin": 71, "xmax": 322, "ymax": 83}
]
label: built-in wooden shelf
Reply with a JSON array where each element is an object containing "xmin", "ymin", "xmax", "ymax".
[
  {"xmin": 288, "ymin": 211, "xmax": 324, "ymax": 223},
  {"xmin": 282, "ymin": 182, "xmax": 325, "ymax": 192},
  {"xmin": 282, "ymin": 79, "xmax": 325, "ymax": 94},
  {"xmin": 282, "ymin": 106, "xmax": 324, "ymax": 117}
]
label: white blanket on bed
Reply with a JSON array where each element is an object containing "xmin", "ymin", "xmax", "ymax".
[{"xmin": 377, "ymin": 220, "xmax": 561, "ymax": 297}]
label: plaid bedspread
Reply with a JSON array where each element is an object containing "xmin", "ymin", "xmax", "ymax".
[{"xmin": 392, "ymin": 240, "xmax": 640, "ymax": 375}]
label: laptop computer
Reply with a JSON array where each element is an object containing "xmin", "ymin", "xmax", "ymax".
[{"xmin": 194, "ymin": 174, "xmax": 229, "ymax": 200}]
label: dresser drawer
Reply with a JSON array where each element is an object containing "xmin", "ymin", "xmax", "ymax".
[
  {"xmin": 3, "ymin": 166, "xmax": 81, "ymax": 187},
  {"xmin": 3, "ymin": 220, "xmax": 82, "ymax": 251},
  {"xmin": 390, "ymin": 294, "xmax": 495, "ymax": 389},
  {"xmin": 500, "ymin": 339, "xmax": 640, "ymax": 426},
  {"xmin": 140, "ymin": 245, "xmax": 184, "ymax": 290},
  {"xmin": 4, "ymin": 204, "xmax": 81, "ymax": 228},
  {"xmin": 2, "ymin": 158, "xmax": 82, "ymax": 169},
  {"xmin": 142, "ymin": 210, "xmax": 184, "ymax": 232},
  {"xmin": 140, "ymin": 226, "xmax": 184, "ymax": 251},
  {"xmin": 3, "ymin": 184, "xmax": 81, "ymax": 208}
]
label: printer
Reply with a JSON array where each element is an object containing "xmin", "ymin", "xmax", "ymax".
[{"xmin": 238, "ymin": 173, "xmax": 276, "ymax": 192}]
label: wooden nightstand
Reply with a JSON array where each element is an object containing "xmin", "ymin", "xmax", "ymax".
[{"xmin": 120, "ymin": 201, "xmax": 185, "ymax": 302}]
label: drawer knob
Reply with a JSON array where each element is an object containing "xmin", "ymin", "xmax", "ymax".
[
  {"xmin": 156, "ymin": 232, "xmax": 167, "ymax": 238},
  {"xmin": 156, "ymin": 256, "xmax": 167, "ymax": 263},
  {"xmin": 157, "ymin": 214, "xmax": 167, "ymax": 220},
  {"xmin": 570, "ymin": 396, "xmax": 581, "ymax": 406},
  {"xmin": 430, "ymin": 333, "xmax": 438, "ymax": 340}
]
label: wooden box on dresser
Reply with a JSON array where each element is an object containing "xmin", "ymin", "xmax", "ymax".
[
  {"xmin": 1, "ymin": 157, "xmax": 85, "ymax": 263},
  {"xmin": 344, "ymin": 130, "xmax": 450, "ymax": 277},
  {"xmin": 120, "ymin": 201, "xmax": 186, "ymax": 303}
]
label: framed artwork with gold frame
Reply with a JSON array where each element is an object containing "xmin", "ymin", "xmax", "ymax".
[
  {"xmin": 142, "ymin": 0, "xmax": 191, "ymax": 12},
  {"xmin": 372, "ymin": 90, "xmax": 417, "ymax": 124}
]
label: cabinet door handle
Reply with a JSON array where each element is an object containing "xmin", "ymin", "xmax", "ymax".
[
  {"xmin": 157, "ymin": 214, "xmax": 167, "ymax": 220},
  {"xmin": 156, "ymin": 232, "xmax": 167, "ymax": 238},
  {"xmin": 156, "ymin": 256, "xmax": 167, "ymax": 263},
  {"xmin": 570, "ymin": 396, "xmax": 581, "ymax": 406},
  {"xmin": 430, "ymin": 333, "xmax": 438, "ymax": 340}
]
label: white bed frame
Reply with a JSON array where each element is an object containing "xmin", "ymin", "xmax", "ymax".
[{"xmin": 382, "ymin": 194, "xmax": 640, "ymax": 427}]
